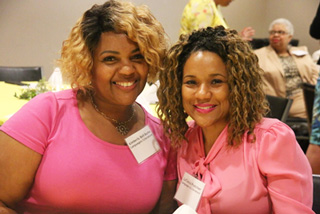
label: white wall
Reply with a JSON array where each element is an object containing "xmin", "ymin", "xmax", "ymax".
[{"xmin": 0, "ymin": 0, "xmax": 319, "ymax": 79}]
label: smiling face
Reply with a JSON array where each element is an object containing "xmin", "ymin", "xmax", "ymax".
[
  {"xmin": 91, "ymin": 32, "xmax": 148, "ymax": 107},
  {"xmin": 182, "ymin": 51, "xmax": 230, "ymax": 130}
]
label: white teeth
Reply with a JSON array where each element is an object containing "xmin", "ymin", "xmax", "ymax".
[
  {"xmin": 197, "ymin": 106, "xmax": 212, "ymax": 109},
  {"xmin": 116, "ymin": 81, "xmax": 135, "ymax": 87}
]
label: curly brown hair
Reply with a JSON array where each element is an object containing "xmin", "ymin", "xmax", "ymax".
[
  {"xmin": 57, "ymin": 0, "xmax": 168, "ymax": 100},
  {"xmin": 157, "ymin": 26, "xmax": 269, "ymax": 147}
]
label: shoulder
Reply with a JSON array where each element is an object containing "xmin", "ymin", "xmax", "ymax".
[
  {"xmin": 30, "ymin": 89, "xmax": 75, "ymax": 105},
  {"xmin": 254, "ymin": 46, "xmax": 274, "ymax": 60},
  {"xmin": 290, "ymin": 45, "xmax": 308, "ymax": 52},
  {"xmin": 254, "ymin": 46, "xmax": 272, "ymax": 55},
  {"xmin": 253, "ymin": 118, "xmax": 297, "ymax": 149},
  {"xmin": 19, "ymin": 89, "xmax": 78, "ymax": 124},
  {"xmin": 254, "ymin": 117, "xmax": 293, "ymax": 135},
  {"xmin": 188, "ymin": 0, "xmax": 210, "ymax": 5},
  {"xmin": 185, "ymin": 0, "xmax": 214, "ymax": 10},
  {"xmin": 53, "ymin": 89, "xmax": 76, "ymax": 100}
]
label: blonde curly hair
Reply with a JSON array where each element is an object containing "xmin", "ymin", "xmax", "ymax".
[
  {"xmin": 57, "ymin": 0, "xmax": 168, "ymax": 100},
  {"xmin": 157, "ymin": 26, "xmax": 269, "ymax": 147}
]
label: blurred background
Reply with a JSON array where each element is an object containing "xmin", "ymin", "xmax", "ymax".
[{"xmin": 0, "ymin": 0, "xmax": 319, "ymax": 79}]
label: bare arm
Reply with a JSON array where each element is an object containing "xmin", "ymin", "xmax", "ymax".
[
  {"xmin": 151, "ymin": 179, "xmax": 178, "ymax": 214},
  {"xmin": 0, "ymin": 131, "xmax": 42, "ymax": 211},
  {"xmin": 306, "ymin": 143, "xmax": 320, "ymax": 174}
]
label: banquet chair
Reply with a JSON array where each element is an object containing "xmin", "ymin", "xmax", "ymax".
[
  {"xmin": 265, "ymin": 95, "xmax": 312, "ymax": 152},
  {"xmin": 250, "ymin": 38, "xmax": 299, "ymax": 50},
  {"xmin": 302, "ymin": 82, "xmax": 316, "ymax": 132},
  {"xmin": 265, "ymin": 95, "xmax": 293, "ymax": 122},
  {"xmin": 284, "ymin": 83, "xmax": 316, "ymax": 153},
  {"xmin": 313, "ymin": 174, "xmax": 320, "ymax": 214},
  {"xmin": 0, "ymin": 66, "xmax": 42, "ymax": 82}
]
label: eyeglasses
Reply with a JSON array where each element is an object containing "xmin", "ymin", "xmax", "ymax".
[{"xmin": 269, "ymin": 30, "xmax": 288, "ymax": 35}]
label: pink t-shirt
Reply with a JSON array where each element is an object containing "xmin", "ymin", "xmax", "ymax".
[
  {"xmin": 1, "ymin": 89, "xmax": 176, "ymax": 214},
  {"xmin": 177, "ymin": 118, "xmax": 314, "ymax": 214}
]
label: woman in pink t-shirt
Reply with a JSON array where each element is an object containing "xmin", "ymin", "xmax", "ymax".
[
  {"xmin": 157, "ymin": 26, "xmax": 314, "ymax": 213},
  {"xmin": 0, "ymin": 1, "xmax": 177, "ymax": 213}
]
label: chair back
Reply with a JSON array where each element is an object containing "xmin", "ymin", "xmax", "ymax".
[
  {"xmin": 265, "ymin": 95, "xmax": 293, "ymax": 122},
  {"xmin": 313, "ymin": 174, "xmax": 320, "ymax": 214},
  {"xmin": 0, "ymin": 66, "xmax": 42, "ymax": 82},
  {"xmin": 250, "ymin": 38, "xmax": 299, "ymax": 50},
  {"xmin": 302, "ymin": 82, "xmax": 316, "ymax": 131}
]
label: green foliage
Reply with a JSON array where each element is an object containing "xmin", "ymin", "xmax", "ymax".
[{"xmin": 14, "ymin": 79, "xmax": 49, "ymax": 100}]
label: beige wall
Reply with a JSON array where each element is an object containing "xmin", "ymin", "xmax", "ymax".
[{"xmin": 0, "ymin": 0, "xmax": 319, "ymax": 79}]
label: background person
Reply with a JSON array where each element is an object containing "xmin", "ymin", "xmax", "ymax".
[
  {"xmin": 179, "ymin": 0, "xmax": 255, "ymax": 41},
  {"xmin": 255, "ymin": 18, "xmax": 318, "ymax": 119},
  {"xmin": 157, "ymin": 26, "xmax": 314, "ymax": 213},
  {"xmin": 0, "ymin": 0, "xmax": 177, "ymax": 213},
  {"xmin": 310, "ymin": 1, "xmax": 320, "ymax": 40},
  {"xmin": 307, "ymin": 77, "xmax": 320, "ymax": 174},
  {"xmin": 306, "ymin": 1, "xmax": 320, "ymax": 175}
]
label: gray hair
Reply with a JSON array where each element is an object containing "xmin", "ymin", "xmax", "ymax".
[{"xmin": 268, "ymin": 18, "xmax": 294, "ymax": 36}]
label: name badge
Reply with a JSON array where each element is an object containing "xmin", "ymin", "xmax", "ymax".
[
  {"xmin": 174, "ymin": 172, "xmax": 205, "ymax": 211},
  {"xmin": 125, "ymin": 125, "xmax": 160, "ymax": 164},
  {"xmin": 291, "ymin": 50, "xmax": 307, "ymax": 56}
]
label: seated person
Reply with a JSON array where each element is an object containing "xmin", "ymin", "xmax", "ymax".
[
  {"xmin": 307, "ymin": 77, "xmax": 320, "ymax": 174},
  {"xmin": 312, "ymin": 49, "xmax": 320, "ymax": 66},
  {"xmin": 255, "ymin": 18, "xmax": 318, "ymax": 119}
]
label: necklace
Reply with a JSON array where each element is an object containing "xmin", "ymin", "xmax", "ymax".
[{"xmin": 90, "ymin": 93, "xmax": 135, "ymax": 136}]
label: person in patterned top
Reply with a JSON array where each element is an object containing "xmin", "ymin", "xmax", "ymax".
[
  {"xmin": 307, "ymin": 77, "xmax": 320, "ymax": 174},
  {"xmin": 179, "ymin": 0, "xmax": 255, "ymax": 41}
]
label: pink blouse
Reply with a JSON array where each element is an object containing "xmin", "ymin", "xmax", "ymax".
[{"xmin": 177, "ymin": 118, "xmax": 314, "ymax": 214}]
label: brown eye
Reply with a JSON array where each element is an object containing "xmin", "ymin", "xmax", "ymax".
[
  {"xmin": 211, "ymin": 79, "xmax": 223, "ymax": 84},
  {"xmin": 184, "ymin": 80, "xmax": 197, "ymax": 85},
  {"xmin": 103, "ymin": 56, "xmax": 116, "ymax": 62}
]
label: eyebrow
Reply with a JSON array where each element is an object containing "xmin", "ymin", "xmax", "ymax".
[
  {"xmin": 99, "ymin": 48, "xmax": 140, "ymax": 56},
  {"xmin": 183, "ymin": 73, "xmax": 227, "ymax": 78}
]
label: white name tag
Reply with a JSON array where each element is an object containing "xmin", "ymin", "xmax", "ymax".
[
  {"xmin": 174, "ymin": 172, "xmax": 205, "ymax": 211},
  {"xmin": 125, "ymin": 125, "xmax": 160, "ymax": 164},
  {"xmin": 291, "ymin": 50, "xmax": 307, "ymax": 56}
]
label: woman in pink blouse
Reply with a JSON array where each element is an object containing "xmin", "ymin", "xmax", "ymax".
[{"xmin": 157, "ymin": 26, "xmax": 314, "ymax": 214}]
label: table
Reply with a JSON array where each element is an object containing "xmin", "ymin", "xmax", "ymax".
[
  {"xmin": 0, "ymin": 81, "xmax": 30, "ymax": 125},
  {"xmin": 0, "ymin": 81, "xmax": 159, "ymax": 126}
]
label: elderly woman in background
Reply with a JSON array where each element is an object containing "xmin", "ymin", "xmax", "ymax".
[
  {"xmin": 0, "ymin": 0, "xmax": 177, "ymax": 213},
  {"xmin": 255, "ymin": 18, "xmax": 318, "ymax": 119}
]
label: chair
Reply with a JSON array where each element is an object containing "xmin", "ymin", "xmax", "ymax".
[
  {"xmin": 302, "ymin": 82, "xmax": 316, "ymax": 132},
  {"xmin": 250, "ymin": 38, "xmax": 299, "ymax": 50},
  {"xmin": 313, "ymin": 174, "xmax": 320, "ymax": 214},
  {"xmin": 265, "ymin": 95, "xmax": 311, "ymax": 152},
  {"xmin": 265, "ymin": 95, "xmax": 310, "ymax": 152},
  {"xmin": 0, "ymin": 66, "xmax": 42, "ymax": 82},
  {"xmin": 284, "ymin": 83, "xmax": 316, "ymax": 153},
  {"xmin": 265, "ymin": 94, "xmax": 293, "ymax": 122}
]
